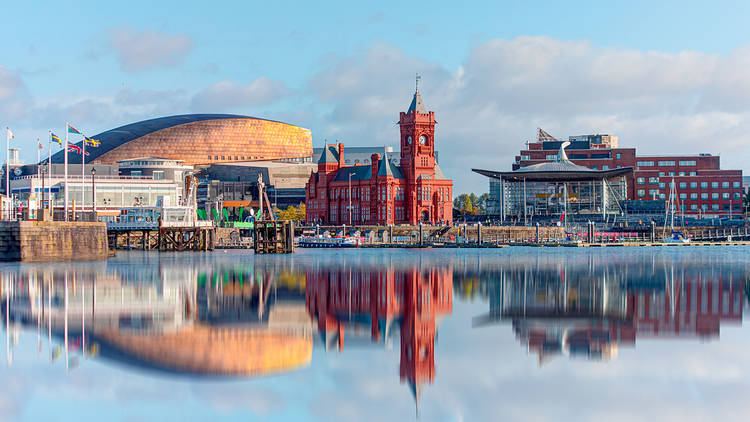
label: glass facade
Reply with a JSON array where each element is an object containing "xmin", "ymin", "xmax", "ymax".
[{"xmin": 499, "ymin": 176, "xmax": 628, "ymax": 218}]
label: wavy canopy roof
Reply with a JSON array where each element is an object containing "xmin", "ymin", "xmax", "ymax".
[{"xmin": 50, "ymin": 114, "xmax": 292, "ymax": 165}]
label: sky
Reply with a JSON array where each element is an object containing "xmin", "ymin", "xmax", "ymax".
[{"xmin": 2, "ymin": 0, "xmax": 750, "ymax": 193}]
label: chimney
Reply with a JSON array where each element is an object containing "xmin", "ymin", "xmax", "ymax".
[
  {"xmin": 337, "ymin": 143, "xmax": 344, "ymax": 169},
  {"xmin": 371, "ymin": 153, "xmax": 381, "ymax": 179}
]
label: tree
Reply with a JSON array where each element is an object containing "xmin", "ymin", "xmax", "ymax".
[
  {"xmin": 476, "ymin": 193, "xmax": 490, "ymax": 214},
  {"xmin": 454, "ymin": 192, "xmax": 491, "ymax": 214},
  {"xmin": 277, "ymin": 203, "xmax": 306, "ymax": 221},
  {"xmin": 454, "ymin": 194, "xmax": 474, "ymax": 214},
  {"xmin": 462, "ymin": 196, "xmax": 474, "ymax": 214}
]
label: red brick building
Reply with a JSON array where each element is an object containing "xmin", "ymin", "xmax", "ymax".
[
  {"xmin": 510, "ymin": 129, "xmax": 743, "ymax": 216},
  {"xmin": 305, "ymin": 264, "xmax": 453, "ymax": 403},
  {"xmin": 305, "ymin": 87, "xmax": 453, "ymax": 225}
]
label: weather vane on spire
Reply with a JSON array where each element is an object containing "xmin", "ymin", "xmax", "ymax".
[{"xmin": 415, "ymin": 73, "xmax": 421, "ymax": 93}]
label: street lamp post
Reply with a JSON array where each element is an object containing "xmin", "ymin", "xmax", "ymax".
[
  {"xmin": 90, "ymin": 167, "xmax": 96, "ymax": 216},
  {"xmin": 348, "ymin": 172, "xmax": 354, "ymax": 226},
  {"xmin": 41, "ymin": 164, "xmax": 46, "ymax": 217}
]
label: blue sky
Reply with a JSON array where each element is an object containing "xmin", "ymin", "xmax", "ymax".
[{"xmin": 2, "ymin": 0, "xmax": 750, "ymax": 193}]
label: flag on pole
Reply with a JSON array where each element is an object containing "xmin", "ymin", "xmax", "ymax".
[
  {"xmin": 83, "ymin": 136, "xmax": 100, "ymax": 147},
  {"xmin": 67, "ymin": 125, "xmax": 81, "ymax": 134},
  {"xmin": 38, "ymin": 140, "xmax": 44, "ymax": 150},
  {"xmin": 51, "ymin": 132, "xmax": 62, "ymax": 146},
  {"xmin": 6, "ymin": 127, "xmax": 14, "ymax": 140},
  {"xmin": 67, "ymin": 144, "xmax": 89, "ymax": 155}
]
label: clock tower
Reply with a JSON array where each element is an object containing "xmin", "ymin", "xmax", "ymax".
[{"xmin": 399, "ymin": 76, "xmax": 436, "ymax": 182}]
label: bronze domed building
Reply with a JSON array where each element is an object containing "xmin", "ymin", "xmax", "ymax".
[
  {"xmin": 51, "ymin": 114, "xmax": 312, "ymax": 166},
  {"xmin": 95, "ymin": 325, "xmax": 313, "ymax": 376}
]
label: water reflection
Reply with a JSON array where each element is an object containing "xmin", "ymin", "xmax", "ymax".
[
  {"xmin": 1, "ymin": 249, "xmax": 749, "ymax": 421},
  {"xmin": 467, "ymin": 252, "xmax": 747, "ymax": 364},
  {"xmin": 306, "ymin": 262, "xmax": 453, "ymax": 403},
  {"xmin": 1, "ymin": 258, "xmax": 311, "ymax": 376}
]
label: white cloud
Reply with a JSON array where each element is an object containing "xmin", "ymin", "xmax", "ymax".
[
  {"xmin": 0, "ymin": 65, "xmax": 32, "ymax": 120},
  {"xmin": 8, "ymin": 35, "xmax": 750, "ymax": 194},
  {"xmin": 109, "ymin": 28, "xmax": 193, "ymax": 72},
  {"xmin": 306, "ymin": 37, "xmax": 750, "ymax": 194},
  {"xmin": 190, "ymin": 77, "xmax": 289, "ymax": 112}
]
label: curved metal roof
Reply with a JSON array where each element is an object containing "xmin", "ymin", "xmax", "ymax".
[
  {"xmin": 513, "ymin": 160, "xmax": 594, "ymax": 173},
  {"xmin": 472, "ymin": 166, "xmax": 633, "ymax": 182},
  {"xmin": 473, "ymin": 140, "xmax": 633, "ymax": 182},
  {"xmin": 50, "ymin": 114, "xmax": 293, "ymax": 164}
]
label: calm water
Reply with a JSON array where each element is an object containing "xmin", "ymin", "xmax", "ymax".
[{"xmin": 1, "ymin": 247, "xmax": 749, "ymax": 422}]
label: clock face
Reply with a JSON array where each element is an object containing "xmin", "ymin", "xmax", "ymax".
[
  {"xmin": 419, "ymin": 135, "xmax": 427, "ymax": 145},
  {"xmin": 407, "ymin": 136, "xmax": 412, "ymax": 144}
]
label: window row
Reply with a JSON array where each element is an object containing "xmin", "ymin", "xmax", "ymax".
[
  {"xmin": 636, "ymin": 178, "xmax": 741, "ymax": 189},
  {"xmin": 636, "ymin": 190, "xmax": 741, "ymax": 200},
  {"xmin": 636, "ymin": 160, "xmax": 697, "ymax": 167},
  {"xmin": 688, "ymin": 203, "xmax": 741, "ymax": 211},
  {"xmin": 207, "ymin": 155, "xmax": 261, "ymax": 161}
]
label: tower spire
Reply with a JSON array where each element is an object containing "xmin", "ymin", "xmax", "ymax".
[{"xmin": 407, "ymin": 75, "xmax": 427, "ymax": 114}]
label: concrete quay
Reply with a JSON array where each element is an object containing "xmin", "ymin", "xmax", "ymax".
[
  {"xmin": 0, "ymin": 221, "xmax": 109, "ymax": 262},
  {"xmin": 355, "ymin": 240, "xmax": 750, "ymax": 249}
]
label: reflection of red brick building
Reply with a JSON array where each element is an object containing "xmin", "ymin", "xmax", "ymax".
[
  {"xmin": 305, "ymin": 264, "xmax": 453, "ymax": 401},
  {"xmin": 305, "ymin": 85, "xmax": 453, "ymax": 225},
  {"xmin": 507, "ymin": 279, "xmax": 743, "ymax": 363}
]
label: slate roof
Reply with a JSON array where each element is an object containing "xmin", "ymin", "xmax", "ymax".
[
  {"xmin": 332, "ymin": 165, "xmax": 372, "ymax": 182},
  {"xmin": 314, "ymin": 146, "xmax": 396, "ymax": 166},
  {"xmin": 317, "ymin": 145, "xmax": 340, "ymax": 164},
  {"xmin": 377, "ymin": 154, "xmax": 405, "ymax": 179},
  {"xmin": 330, "ymin": 153, "xmax": 405, "ymax": 181},
  {"xmin": 407, "ymin": 90, "xmax": 427, "ymax": 114},
  {"xmin": 434, "ymin": 164, "xmax": 448, "ymax": 180}
]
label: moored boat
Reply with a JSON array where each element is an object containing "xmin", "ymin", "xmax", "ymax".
[{"xmin": 297, "ymin": 236, "xmax": 362, "ymax": 248}]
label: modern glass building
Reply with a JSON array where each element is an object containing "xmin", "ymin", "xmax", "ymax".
[
  {"xmin": 10, "ymin": 158, "xmax": 191, "ymax": 211},
  {"xmin": 474, "ymin": 142, "xmax": 632, "ymax": 223}
]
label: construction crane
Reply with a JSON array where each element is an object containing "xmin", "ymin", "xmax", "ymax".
[{"xmin": 257, "ymin": 174, "xmax": 275, "ymax": 221}]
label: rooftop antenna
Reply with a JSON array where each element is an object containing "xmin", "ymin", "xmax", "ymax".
[{"xmin": 415, "ymin": 73, "xmax": 421, "ymax": 93}]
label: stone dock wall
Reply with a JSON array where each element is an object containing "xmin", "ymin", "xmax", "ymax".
[
  {"xmin": 0, "ymin": 221, "xmax": 109, "ymax": 262},
  {"xmin": 311, "ymin": 224, "xmax": 567, "ymax": 242},
  {"xmin": 307, "ymin": 224, "xmax": 748, "ymax": 243}
]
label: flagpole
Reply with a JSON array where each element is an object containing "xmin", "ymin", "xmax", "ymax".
[
  {"xmin": 48, "ymin": 134, "xmax": 52, "ymax": 212},
  {"xmin": 5, "ymin": 128, "xmax": 9, "ymax": 199},
  {"xmin": 82, "ymin": 139, "xmax": 85, "ymax": 211},
  {"xmin": 64, "ymin": 124, "xmax": 69, "ymax": 221}
]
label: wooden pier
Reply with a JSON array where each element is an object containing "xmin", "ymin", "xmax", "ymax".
[
  {"xmin": 108, "ymin": 226, "xmax": 216, "ymax": 251},
  {"xmin": 254, "ymin": 220, "xmax": 294, "ymax": 254},
  {"xmin": 107, "ymin": 206, "xmax": 216, "ymax": 252}
]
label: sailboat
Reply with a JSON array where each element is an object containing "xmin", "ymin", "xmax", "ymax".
[{"xmin": 662, "ymin": 177, "xmax": 690, "ymax": 243}]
